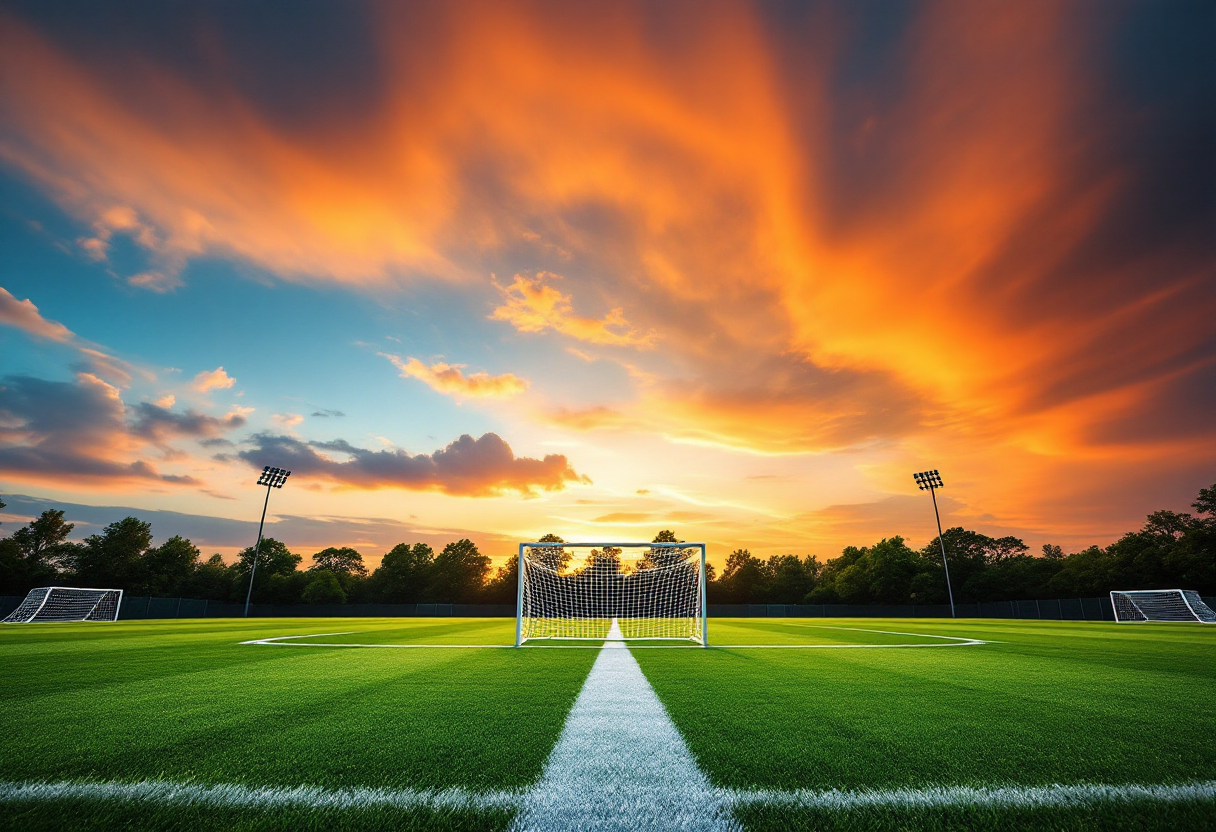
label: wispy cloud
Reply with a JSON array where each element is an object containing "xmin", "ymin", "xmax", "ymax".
[
  {"xmin": 0, "ymin": 286, "xmax": 73, "ymax": 342},
  {"xmin": 381, "ymin": 353, "xmax": 528, "ymax": 398},
  {"xmin": 491, "ymin": 274, "xmax": 654, "ymax": 348},
  {"xmin": 1, "ymin": 287, "xmax": 140, "ymax": 387}
]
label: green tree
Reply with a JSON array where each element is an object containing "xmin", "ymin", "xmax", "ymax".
[
  {"xmin": 1194, "ymin": 482, "xmax": 1216, "ymax": 519},
  {"xmin": 233, "ymin": 538, "xmax": 301, "ymax": 578},
  {"xmin": 0, "ymin": 509, "xmax": 74, "ymax": 593},
  {"xmin": 580, "ymin": 547, "xmax": 623, "ymax": 578},
  {"xmin": 302, "ymin": 571, "xmax": 347, "ymax": 604},
  {"xmin": 142, "ymin": 535, "xmax": 201, "ymax": 596},
  {"xmin": 369, "ymin": 542, "xmax": 434, "ymax": 603},
  {"xmin": 481, "ymin": 553, "xmax": 519, "ymax": 605},
  {"xmin": 644, "ymin": 529, "xmax": 696, "ymax": 570},
  {"xmin": 310, "ymin": 547, "xmax": 367, "ymax": 576},
  {"xmin": 66, "ymin": 517, "xmax": 153, "ymax": 590},
  {"xmin": 427, "ymin": 539, "xmax": 490, "ymax": 603},
  {"xmin": 531, "ymin": 533, "xmax": 569, "ymax": 573},
  {"xmin": 184, "ymin": 554, "xmax": 232, "ymax": 601},
  {"xmin": 767, "ymin": 554, "xmax": 817, "ymax": 604},
  {"xmin": 718, "ymin": 549, "xmax": 768, "ymax": 603},
  {"xmin": 867, "ymin": 537, "xmax": 919, "ymax": 604},
  {"xmin": 231, "ymin": 538, "xmax": 301, "ymax": 602}
]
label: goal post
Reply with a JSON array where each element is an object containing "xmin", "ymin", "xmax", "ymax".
[
  {"xmin": 1110, "ymin": 589, "xmax": 1216, "ymax": 623},
  {"xmin": 516, "ymin": 542, "xmax": 708, "ymax": 646},
  {"xmin": 2, "ymin": 587, "xmax": 123, "ymax": 624}
]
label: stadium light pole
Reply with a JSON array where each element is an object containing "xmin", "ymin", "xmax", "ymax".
[
  {"xmin": 914, "ymin": 469, "xmax": 955, "ymax": 618},
  {"xmin": 244, "ymin": 466, "xmax": 290, "ymax": 617}
]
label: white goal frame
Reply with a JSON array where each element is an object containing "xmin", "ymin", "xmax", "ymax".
[
  {"xmin": 515, "ymin": 541, "xmax": 708, "ymax": 647},
  {"xmin": 2, "ymin": 586, "xmax": 124, "ymax": 624},
  {"xmin": 1110, "ymin": 589, "xmax": 1216, "ymax": 623}
]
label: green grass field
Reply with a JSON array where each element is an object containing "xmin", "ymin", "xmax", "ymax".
[{"xmin": 1, "ymin": 617, "xmax": 1213, "ymax": 830}]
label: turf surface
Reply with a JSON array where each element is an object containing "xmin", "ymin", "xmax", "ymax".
[
  {"xmin": 1, "ymin": 616, "xmax": 1213, "ymax": 831},
  {"xmin": 0, "ymin": 618, "xmax": 591, "ymax": 831},
  {"xmin": 637, "ymin": 618, "xmax": 1216, "ymax": 831}
]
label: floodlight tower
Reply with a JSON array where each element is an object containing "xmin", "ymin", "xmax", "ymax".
[
  {"xmin": 913, "ymin": 469, "xmax": 955, "ymax": 618},
  {"xmin": 244, "ymin": 466, "xmax": 291, "ymax": 617}
]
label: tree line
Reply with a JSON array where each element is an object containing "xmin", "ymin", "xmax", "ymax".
[{"xmin": 1, "ymin": 482, "xmax": 1213, "ymax": 605}]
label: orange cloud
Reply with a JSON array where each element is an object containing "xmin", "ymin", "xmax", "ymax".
[
  {"xmin": 0, "ymin": 286, "xmax": 73, "ymax": 342},
  {"xmin": 192, "ymin": 367, "xmax": 235, "ymax": 393},
  {"xmin": 491, "ymin": 273, "xmax": 654, "ymax": 348},
  {"xmin": 0, "ymin": 2, "xmax": 1210, "ymax": 547},
  {"xmin": 382, "ymin": 353, "xmax": 528, "ymax": 398}
]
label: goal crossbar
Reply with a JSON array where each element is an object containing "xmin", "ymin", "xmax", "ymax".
[{"xmin": 515, "ymin": 542, "xmax": 708, "ymax": 647}]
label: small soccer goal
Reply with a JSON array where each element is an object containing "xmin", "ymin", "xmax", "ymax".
[
  {"xmin": 1110, "ymin": 589, "xmax": 1216, "ymax": 623},
  {"xmin": 2, "ymin": 587, "xmax": 123, "ymax": 624},
  {"xmin": 516, "ymin": 541, "xmax": 707, "ymax": 646}
]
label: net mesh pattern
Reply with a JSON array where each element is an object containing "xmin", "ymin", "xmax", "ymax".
[
  {"xmin": 2, "ymin": 587, "xmax": 123, "ymax": 623},
  {"xmin": 1111, "ymin": 590, "xmax": 1216, "ymax": 623},
  {"xmin": 519, "ymin": 544, "xmax": 705, "ymax": 643}
]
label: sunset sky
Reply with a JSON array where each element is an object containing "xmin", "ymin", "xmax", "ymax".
[{"xmin": 1, "ymin": 0, "xmax": 1213, "ymax": 570}]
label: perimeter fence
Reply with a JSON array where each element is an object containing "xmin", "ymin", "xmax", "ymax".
[{"xmin": 3, "ymin": 594, "xmax": 1213, "ymax": 621}]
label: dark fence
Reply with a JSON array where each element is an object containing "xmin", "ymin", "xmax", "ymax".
[
  {"xmin": 113, "ymin": 599, "xmax": 515, "ymax": 620},
  {"xmin": 3, "ymin": 594, "xmax": 1214, "ymax": 622},
  {"xmin": 0, "ymin": 596, "xmax": 514, "ymax": 620},
  {"xmin": 708, "ymin": 598, "xmax": 1123, "ymax": 621}
]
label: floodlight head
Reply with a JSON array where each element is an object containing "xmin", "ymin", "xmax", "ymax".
[
  {"xmin": 913, "ymin": 469, "xmax": 944, "ymax": 490},
  {"xmin": 256, "ymin": 466, "xmax": 291, "ymax": 488}
]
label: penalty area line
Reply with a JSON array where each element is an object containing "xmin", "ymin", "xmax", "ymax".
[
  {"xmin": 785, "ymin": 623, "xmax": 992, "ymax": 645},
  {"xmin": 239, "ymin": 633, "xmax": 515, "ymax": 648}
]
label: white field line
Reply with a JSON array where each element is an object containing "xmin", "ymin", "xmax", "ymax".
[
  {"xmin": 0, "ymin": 779, "xmax": 521, "ymax": 812},
  {"xmin": 240, "ymin": 631, "xmax": 990, "ymax": 650},
  {"xmin": 509, "ymin": 624, "xmax": 740, "ymax": 832},
  {"xmin": 723, "ymin": 780, "xmax": 1216, "ymax": 810},
  {"xmin": 3, "ymin": 779, "xmax": 1214, "ymax": 815},
  {"xmin": 240, "ymin": 633, "xmax": 513, "ymax": 648},
  {"xmin": 783, "ymin": 623, "xmax": 991, "ymax": 646}
]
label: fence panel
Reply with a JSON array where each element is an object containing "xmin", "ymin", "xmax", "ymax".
[
  {"xmin": 1, "ymin": 593, "xmax": 1186, "ymax": 621},
  {"xmin": 0, "ymin": 595, "xmax": 21, "ymax": 618}
]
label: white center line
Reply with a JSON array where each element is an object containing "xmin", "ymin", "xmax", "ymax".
[{"xmin": 509, "ymin": 619, "xmax": 740, "ymax": 831}]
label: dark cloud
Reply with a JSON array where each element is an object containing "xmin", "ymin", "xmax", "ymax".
[
  {"xmin": 238, "ymin": 432, "xmax": 589, "ymax": 497},
  {"xmin": 311, "ymin": 409, "xmax": 345, "ymax": 418},
  {"xmin": 0, "ymin": 373, "xmax": 208, "ymax": 485},
  {"xmin": 130, "ymin": 402, "xmax": 247, "ymax": 442}
]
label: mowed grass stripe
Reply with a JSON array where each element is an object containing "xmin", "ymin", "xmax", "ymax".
[
  {"xmin": 634, "ymin": 619, "xmax": 1216, "ymax": 792},
  {"xmin": 0, "ymin": 619, "xmax": 596, "ymax": 790}
]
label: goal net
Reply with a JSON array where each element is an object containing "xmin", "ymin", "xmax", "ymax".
[
  {"xmin": 516, "ymin": 542, "xmax": 707, "ymax": 645},
  {"xmin": 2, "ymin": 587, "xmax": 123, "ymax": 624},
  {"xmin": 1110, "ymin": 589, "xmax": 1216, "ymax": 623}
]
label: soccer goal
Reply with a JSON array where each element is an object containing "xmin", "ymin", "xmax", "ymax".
[
  {"xmin": 516, "ymin": 542, "xmax": 707, "ymax": 646},
  {"xmin": 1110, "ymin": 589, "xmax": 1216, "ymax": 623},
  {"xmin": 2, "ymin": 587, "xmax": 123, "ymax": 623}
]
